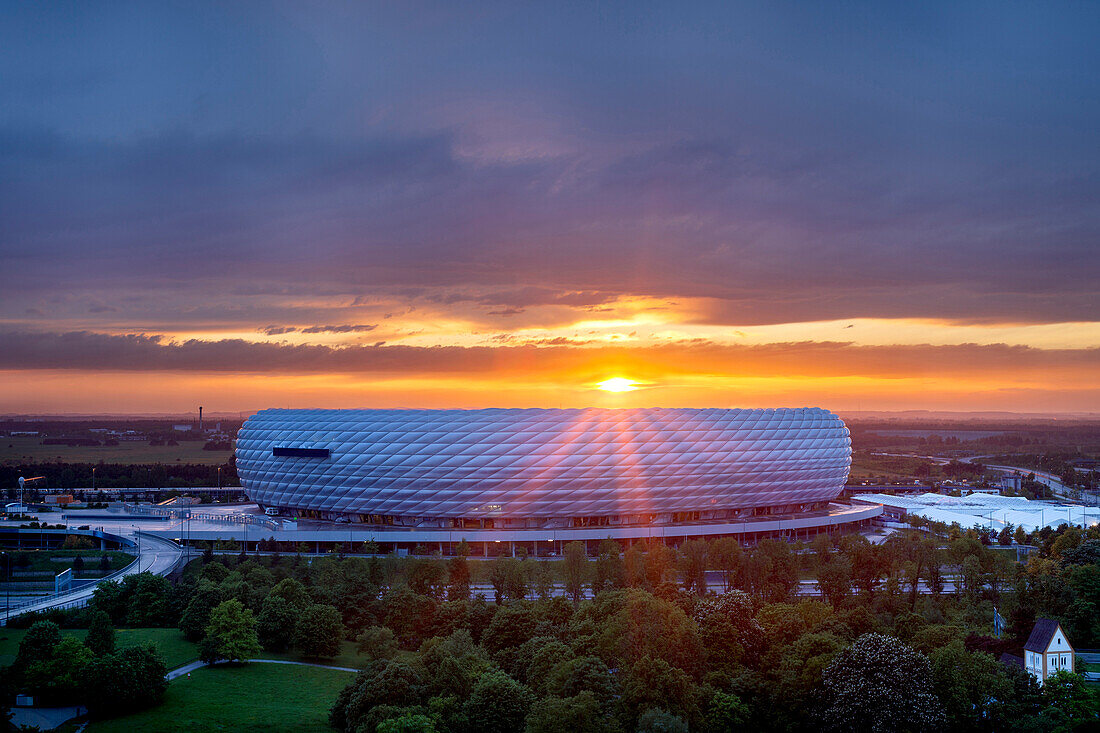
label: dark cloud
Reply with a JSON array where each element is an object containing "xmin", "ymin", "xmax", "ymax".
[
  {"xmin": 299, "ymin": 324, "xmax": 377, "ymax": 334},
  {"xmin": 260, "ymin": 325, "xmax": 297, "ymax": 336},
  {"xmin": 0, "ymin": 331, "xmax": 1096, "ymax": 383},
  {"xmin": 0, "ymin": 3, "xmax": 1098, "ymax": 331}
]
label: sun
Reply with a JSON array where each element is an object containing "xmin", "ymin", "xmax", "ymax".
[{"xmin": 595, "ymin": 377, "xmax": 640, "ymax": 392}]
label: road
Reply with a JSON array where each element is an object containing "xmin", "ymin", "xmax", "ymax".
[{"xmin": 1, "ymin": 532, "xmax": 184, "ymax": 623}]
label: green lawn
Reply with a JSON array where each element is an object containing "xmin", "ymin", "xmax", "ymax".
[
  {"xmin": 3, "ymin": 549, "xmax": 136, "ymax": 576},
  {"xmin": 86, "ymin": 663, "xmax": 354, "ymax": 732},
  {"xmin": 0, "ymin": 436, "xmax": 232, "ymax": 465},
  {"xmin": 0, "ymin": 627, "xmax": 200, "ymax": 669},
  {"xmin": 261, "ymin": 639, "xmax": 371, "ymax": 670}
]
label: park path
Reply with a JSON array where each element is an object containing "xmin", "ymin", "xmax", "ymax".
[{"xmin": 167, "ymin": 658, "xmax": 357, "ymax": 680}]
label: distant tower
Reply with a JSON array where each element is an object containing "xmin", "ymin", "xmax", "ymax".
[{"xmin": 199, "ymin": 406, "xmax": 203, "ymax": 433}]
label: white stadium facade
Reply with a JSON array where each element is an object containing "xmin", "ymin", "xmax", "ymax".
[{"xmin": 232, "ymin": 407, "xmax": 881, "ymax": 553}]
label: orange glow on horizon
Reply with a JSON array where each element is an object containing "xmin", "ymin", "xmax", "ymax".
[{"xmin": 596, "ymin": 377, "xmax": 641, "ymax": 392}]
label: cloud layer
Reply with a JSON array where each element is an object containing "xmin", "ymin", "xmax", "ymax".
[{"xmin": 1, "ymin": 2, "xmax": 1098, "ymax": 411}]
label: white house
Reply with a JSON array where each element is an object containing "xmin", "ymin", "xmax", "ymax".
[{"xmin": 1023, "ymin": 618, "xmax": 1074, "ymax": 684}]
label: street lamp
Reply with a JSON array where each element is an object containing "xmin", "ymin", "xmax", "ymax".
[
  {"xmin": 217, "ymin": 466, "xmax": 222, "ymax": 491},
  {"xmin": 1, "ymin": 551, "xmax": 8, "ymax": 625},
  {"xmin": 92, "ymin": 466, "xmax": 97, "ymax": 494}
]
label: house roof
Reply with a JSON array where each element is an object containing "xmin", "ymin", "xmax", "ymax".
[
  {"xmin": 999, "ymin": 652, "xmax": 1024, "ymax": 670},
  {"xmin": 1024, "ymin": 618, "xmax": 1062, "ymax": 652}
]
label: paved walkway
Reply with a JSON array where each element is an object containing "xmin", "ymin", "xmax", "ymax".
[{"xmin": 167, "ymin": 658, "xmax": 358, "ymax": 680}]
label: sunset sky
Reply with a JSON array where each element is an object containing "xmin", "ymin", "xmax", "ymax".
[{"xmin": 2, "ymin": 2, "xmax": 1098, "ymax": 414}]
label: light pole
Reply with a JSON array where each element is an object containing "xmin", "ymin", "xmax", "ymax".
[
  {"xmin": 92, "ymin": 466, "xmax": 97, "ymax": 495},
  {"xmin": 1, "ymin": 551, "xmax": 8, "ymax": 625},
  {"xmin": 217, "ymin": 466, "xmax": 222, "ymax": 491}
]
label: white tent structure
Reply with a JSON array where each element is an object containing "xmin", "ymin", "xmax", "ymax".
[{"xmin": 856, "ymin": 492, "xmax": 1100, "ymax": 532}]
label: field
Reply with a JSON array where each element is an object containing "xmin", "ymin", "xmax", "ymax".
[
  {"xmin": 5, "ymin": 549, "xmax": 136, "ymax": 574},
  {"xmin": 0, "ymin": 627, "xmax": 200, "ymax": 668},
  {"xmin": 85, "ymin": 663, "xmax": 354, "ymax": 733},
  {"xmin": 0, "ymin": 436, "xmax": 231, "ymax": 465},
  {"xmin": 849, "ymin": 451, "xmax": 935, "ymax": 480}
]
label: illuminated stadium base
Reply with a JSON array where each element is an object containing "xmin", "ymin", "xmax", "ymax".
[
  {"xmin": 234, "ymin": 407, "xmax": 859, "ymax": 543},
  {"xmin": 153, "ymin": 502, "xmax": 883, "ymax": 556}
]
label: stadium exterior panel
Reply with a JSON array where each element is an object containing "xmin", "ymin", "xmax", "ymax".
[{"xmin": 236, "ymin": 407, "xmax": 852, "ymax": 528}]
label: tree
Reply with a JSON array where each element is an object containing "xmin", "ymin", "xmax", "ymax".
[
  {"xmin": 532, "ymin": 560, "xmax": 555, "ymax": 600},
  {"xmin": 447, "ymin": 541, "xmax": 471, "ymax": 601},
  {"xmin": 14, "ymin": 620, "xmax": 61, "ymax": 674},
  {"xmin": 598, "ymin": 590, "xmax": 703, "ymax": 675},
  {"xmin": 268, "ymin": 577, "xmax": 311, "ymax": 611},
  {"xmin": 256, "ymin": 595, "xmax": 299, "ymax": 652},
  {"xmin": 643, "ymin": 541, "xmax": 674, "ymax": 588},
  {"xmin": 703, "ymin": 690, "xmax": 750, "ymax": 733},
  {"xmin": 1041, "ymin": 670, "xmax": 1099, "ymax": 728},
  {"xmin": 90, "ymin": 579, "xmax": 125, "ymax": 622},
  {"xmin": 817, "ymin": 556, "xmax": 852, "ymax": 606},
  {"xmin": 929, "ymin": 640, "xmax": 1013, "ymax": 733},
  {"xmin": 83, "ymin": 644, "xmax": 169, "ymax": 717},
  {"xmin": 563, "ymin": 541, "xmax": 588, "ymax": 605},
  {"xmin": 593, "ymin": 539, "xmax": 624, "ymax": 595},
  {"xmin": 179, "ymin": 579, "xmax": 225, "ymax": 641},
  {"xmin": 356, "ymin": 626, "xmax": 398, "ymax": 660},
  {"xmin": 23, "ymin": 636, "xmax": 92, "ymax": 706},
  {"xmin": 961, "ymin": 555, "xmax": 983, "ymax": 601},
  {"xmin": 295, "ymin": 603, "xmax": 345, "ymax": 658},
  {"xmin": 73, "ymin": 555, "xmax": 85, "ymax": 575},
  {"xmin": 489, "ymin": 555, "xmax": 508, "ymax": 604},
  {"xmin": 820, "ymin": 633, "xmax": 945, "ymax": 733},
  {"xmin": 849, "ymin": 541, "xmax": 884, "ymax": 600},
  {"xmin": 710, "ymin": 537, "xmax": 743, "ymax": 592},
  {"xmin": 1013, "ymin": 526, "xmax": 1028, "ymax": 546},
  {"xmin": 123, "ymin": 572, "xmax": 174, "ymax": 626},
  {"xmin": 201, "ymin": 598, "xmax": 261, "ymax": 663},
  {"xmin": 461, "ymin": 669, "xmax": 533, "ymax": 733},
  {"xmin": 544, "ymin": 656, "xmax": 617, "ymax": 704},
  {"xmin": 85, "ymin": 609, "xmax": 116, "ymax": 656},
  {"xmin": 525, "ymin": 691, "xmax": 614, "ymax": 733},
  {"xmin": 524, "ymin": 639, "xmax": 574, "ymax": 694},
  {"xmin": 329, "ymin": 660, "xmax": 425, "ymax": 733},
  {"xmin": 619, "ymin": 656, "xmax": 699, "ymax": 730},
  {"xmin": 677, "ymin": 539, "xmax": 708, "ymax": 595},
  {"xmin": 503, "ymin": 558, "xmax": 529, "ymax": 601},
  {"xmin": 636, "ymin": 708, "xmax": 689, "ymax": 733},
  {"xmin": 377, "ymin": 713, "xmax": 438, "ymax": 733}
]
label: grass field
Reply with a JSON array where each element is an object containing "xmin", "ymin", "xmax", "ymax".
[
  {"xmin": 5, "ymin": 549, "xmax": 136, "ymax": 575},
  {"xmin": 849, "ymin": 451, "xmax": 934, "ymax": 479},
  {"xmin": 262, "ymin": 640, "xmax": 370, "ymax": 670},
  {"xmin": 0, "ymin": 627, "xmax": 200, "ymax": 668},
  {"xmin": 0, "ymin": 436, "xmax": 232, "ymax": 465},
  {"xmin": 86, "ymin": 663, "xmax": 354, "ymax": 733}
]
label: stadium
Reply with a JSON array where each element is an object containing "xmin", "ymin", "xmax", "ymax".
[{"xmin": 234, "ymin": 407, "xmax": 878, "ymax": 547}]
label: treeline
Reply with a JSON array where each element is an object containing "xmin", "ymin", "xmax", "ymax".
[
  {"xmin": 989, "ymin": 454, "xmax": 1099, "ymax": 491},
  {"xmin": 0, "ymin": 461, "xmax": 239, "ymax": 491},
  {"xmin": 7, "ymin": 524, "xmax": 1100, "ymax": 732}
]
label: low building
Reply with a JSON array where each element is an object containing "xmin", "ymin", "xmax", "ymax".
[
  {"xmin": 43, "ymin": 494, "xmax": 75, "ymax": 506},
  {"xmin": 1023, "ymin": 618, "xmax": 1074, "ymax": 684}
]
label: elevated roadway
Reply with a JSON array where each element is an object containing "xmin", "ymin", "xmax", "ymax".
[{"xmin": 1, "ymin": 532, "xmax": 185, "ymax": 623}]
